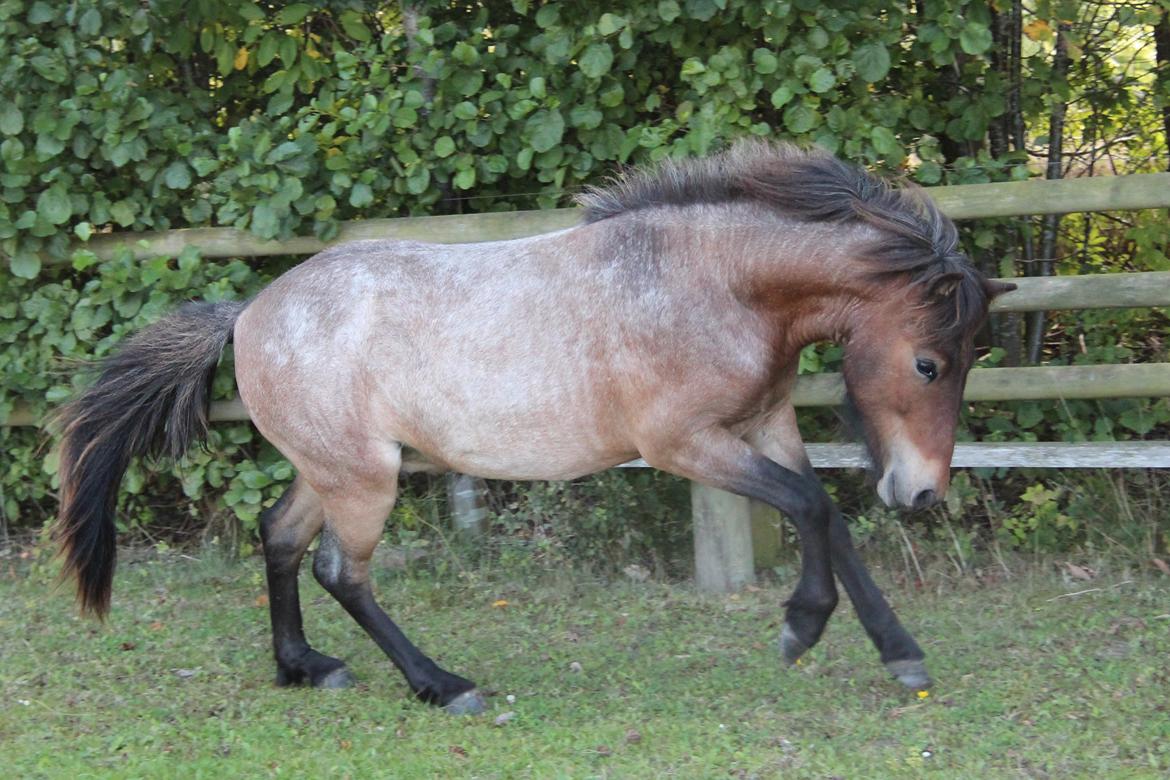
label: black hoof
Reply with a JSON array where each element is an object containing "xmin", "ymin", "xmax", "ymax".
[
  {"xmin": 275, "ymin": 651, "xmax": 352, "ymax": 689},
  {"xmin": 314, "ymin": 666, "xmax": 356, "ymax": 689},
  {"xmin": 885, "ymin": 659, "xmax": 932, "ymax": 690},
  {"xmin": 442, "ymin": 689, "xmax": 487, "ymax": 716},
  {"xmin": 779, "ymin": 622, "xmax": 810, "ymax": 666}
]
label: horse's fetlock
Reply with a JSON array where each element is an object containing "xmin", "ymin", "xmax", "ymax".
[{"xmin": 787, "ymin": 588, "xmax": 838, "ymax": 617}]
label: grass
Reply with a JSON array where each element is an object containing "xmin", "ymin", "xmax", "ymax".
[{"xmin": 2, "ymin": 548, "xmax": 1168, "ymax": 779}]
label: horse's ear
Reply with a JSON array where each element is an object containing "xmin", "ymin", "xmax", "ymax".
[
  {"xmin": 983, "ymin": 278, "xmax": 1018, "ymax": 300},
  {"xmin": 927, "ymin": 271, "xmax": 964, "ymax": 299}
]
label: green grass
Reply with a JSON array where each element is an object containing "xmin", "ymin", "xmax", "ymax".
[{"xmin": 2, "ymin": 550, "xmax": 1168, "ymax": 778}]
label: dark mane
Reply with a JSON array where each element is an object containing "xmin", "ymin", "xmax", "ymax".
[{"xmin": 577, "ymin": 140, "xmax": 989, "ymax": 339}]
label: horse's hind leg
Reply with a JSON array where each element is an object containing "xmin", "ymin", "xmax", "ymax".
[
  {"xmin": 260, "ymin": 477, "xmax": 353, "ymax": 688},
  {"xmin": 311, "ymin": 479, "xmax": 486, "ymax": 715}
]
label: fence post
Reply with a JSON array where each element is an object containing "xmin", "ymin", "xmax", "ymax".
[
  {"xmin": 750, "ymin": 500, "xmax": 784, "ymax": 569},
  {"xmin": 691, "ymin": 482, "xmax": 755, "ymax": 593},
  {"xmin": 446, "ymin": 473, "xmax": 489, "ymax": 536}
]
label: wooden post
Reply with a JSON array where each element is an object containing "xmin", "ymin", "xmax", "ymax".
[
  {"xmin": 691, "ymin": 482, "xmax": 755, "ymax": 593},
  {"xmin": 750, "ymin": 500, "xmax": 784, "ymax": 569},
  {"xmin": 446, "ymin": 473, "xmax": 488, "ymax": 537}
]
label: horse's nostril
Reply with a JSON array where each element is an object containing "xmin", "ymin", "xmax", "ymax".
[{"xmin": 912, "ymin": 489, "xmax": 937, "ymax": 510}]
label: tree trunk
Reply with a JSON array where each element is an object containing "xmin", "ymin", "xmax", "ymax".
[
  {"xmin": 990, "ymin": 0, "xmax": 1026, "ymax": 366},
  {"xmin": 1027, "ymin": 21, "xmax": 1072, "ymax": 364},
  {"xmin": 1155, "ymin": 8, "xmax": 1170, "ymax": 172}
]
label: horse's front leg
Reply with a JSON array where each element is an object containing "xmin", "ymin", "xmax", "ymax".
[
  {"xmin": 641, "ymin": 426, "xmax": 838, "ymax": 663},
  {"xmin": 747, "ymin": 407, "xmax": 930, "ymax": 689}
]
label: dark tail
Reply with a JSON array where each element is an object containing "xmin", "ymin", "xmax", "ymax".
[{"xmin": 53, "ymin": 301, "xmax": 246, "ymax": 617}]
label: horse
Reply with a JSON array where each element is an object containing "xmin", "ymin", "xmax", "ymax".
[{"xmin": 53, "ymin": 140, "xmax": 1015, "ymax": 715}]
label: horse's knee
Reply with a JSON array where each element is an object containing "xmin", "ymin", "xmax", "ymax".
[{"xmin": 785, "ymin": 477, "xmax": 833, "ymax": 527}]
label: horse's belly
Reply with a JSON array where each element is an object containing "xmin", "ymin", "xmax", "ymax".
[
  {"xmin": 382, "ymin": 374, "xmax": 621, "ymax": 479},
  {"xmin": 388, "ymin": 395, "xmax": 636, "ymax": 481},
  {"xmin": 426, "ymin": 445, "xmax": 632, "ymax": 482}
]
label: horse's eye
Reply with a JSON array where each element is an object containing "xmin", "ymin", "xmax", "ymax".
[{"xmin": 916, "ymin": 358, "xmax": 938, "ymax": 383}]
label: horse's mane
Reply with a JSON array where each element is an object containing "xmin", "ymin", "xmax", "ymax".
[{"xmin": 576, "ymin": 140, "xmax": 989, "ymax": 339}]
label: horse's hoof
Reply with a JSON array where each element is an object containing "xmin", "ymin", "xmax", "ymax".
[
  {"xmin": 778, "ymin": 623, "xmax": 810, "ymax": 666},
  {"xmin": 443, "ymin": 689, "xmax": 487, "ymax": 716},
  {"xmin": 314, "ymin": 666, "xmax": 356, "ymax": 690},
  {"xmin": 885, "ymin": 659, "xmax": 932, "ymax": 690}
]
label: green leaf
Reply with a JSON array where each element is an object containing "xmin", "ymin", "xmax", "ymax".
[
  {"xmin": 959, "ymin": 22, "xmax": 992, "ymax": 55},
  {"xmin": 1015, "ymin": 403, "xmax": 1044, "ymax": 429},
  {"xmin": 808, "ymin": 68, "xmax": 836, "ymax": 93},
  {"xmin": 658, "ymin": 0, "xmax": 681, "ymax": 22},
  {"xmin": 870, "ymin": 126, "xmax": 902, "ymax": 157},
  {"xmin": 852, "ymin": 43, "xmax": 891, "ymax": 82},
  {"xmin": 452, "ymin": 42, "xmax": 479, "ymax": 66},
  {"xmin": 783, "ymin": 104, "xmax": 817, "ymax": 134},
  {"xmin": 31, "ymin": 54, "xmax": 67, "ymax": 83},
  {"xmin": 74, "ymin": 222, "xmax": 93, "ymax": 241},
  {"xmin": 570, "ymin": 105, "xmax": 603, "ymax": 129},
  {"xmin": 191, "ymin": 157, "xmax": 220, "ymax": 176},
  {"xmin": 522, "ymin": 110, "xmax": 565, "ymax": 153},
  {"xmin": 535, "ymin": 5, "xmax": 559, "ymax": 27},
  {"xmin": 238, "ymin": 3, "xmax": 265, "ymax": 21},
  {"xmin": 251, "ymin": 202, "xmax": 278, "ymax": 237},
  {"xmin": 681, "ymin": 58, "xmax": 706, "ymax": 77},
  {"xmin": 109, "ymin": 200, "xmax": 136, "ymax": 227},
  {"xmin": 579, "ymin": 43, "xmax": 614, "ymax": 79},
  {"xmin": 393, "ymin": 106, "xmax": 418, "ymax": 128},
  {"xmin": 257, "ymin": 33, "xmax": 279, "ymax": 67},
  {"xmin": 916, "ymin": 160, "xmax": 942, "ymax": 184},
  {"xmin": 449, "ymin": 69, "xmax": 484, "ymax": 96},
  {"xmin": 163, "ymin": 162, "xmax": 191, "ymax": 189},
  {"xmin": 453, "ymin": 101, "xmax": 478, "ymax": 120},
  {"xmin": 434, "ymin": 136, "xmax": 456, "ymax": 158},
  {"xmin": 598, "ymin": 13, "xmax": 625, "ymax": 35},
  {"xmin": 241, "ymin": 470, "xmax": 273, "ymax": 489},
  {"xmin": 405, "ymin": 168, "xmax": 430, "ymax": 194},
  {"xmin": 274, "ymin": 3, "xmax": 311, "ymax": 25},
  {"xmin": 0, "ymin": 105, "xmax": 22, "ymax": 136},
  {"xmin": 27, "ymin": 2, "xmax": 54, "ymax": 24},
  {"xmin": 685, "ymin": 0, "xmax": 718, "ymax": 22},
  {"xmin": 770, "ymin": 84, "xmax": 794, "ymax": 108},
  {"xmin": 9, "ymin": 252, "xmax": 41, "ymax": 278},
  {"xmin": 453, "ymin": 167, "xmax": 476, "ymax": 190},
  {"xmin": 1119, "ymin": 406, "xmax": 1155, "ymax": 434},
  {"xmin": 340, "ymin": 10, "xmax": 371, "ymax": 42},
  {"xmin": 753, "ymin": 49, "xmax": 779, "ymax": 75},
  {"xmin": 36, "ymin": 185, "xmax": 72, "ymax": 225},
  {"xmin": 349, "ymin": 182, "xmax": 373, "ymax": 207},
  {"xmin": 78, "ymin": 7, "xmax": 102, "ymax": 37}
]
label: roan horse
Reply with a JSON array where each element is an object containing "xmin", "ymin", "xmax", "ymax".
[{"xmin": 54, "ymin": 141, "xmax": 1014, "ymax": 715}]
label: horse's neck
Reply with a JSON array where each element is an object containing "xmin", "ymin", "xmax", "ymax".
[{"xmin": 721, "ymin": 220, "xmax": 879, "ymax": 353}]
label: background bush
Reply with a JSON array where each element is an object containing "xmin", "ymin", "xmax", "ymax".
[{"xmin": 1, "ymin": 0, "xmax": 1167, "ymax": 562}]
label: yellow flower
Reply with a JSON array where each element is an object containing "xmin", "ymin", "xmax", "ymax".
[
  {"xmin": 492, "ymin": 599, "xmax": 509, "ymax": 608},
  {"xmin": 917, "ymin": 690, "xmax": 930, "ymax": 700}
]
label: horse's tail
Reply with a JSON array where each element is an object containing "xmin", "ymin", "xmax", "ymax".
[{"xmin": 53, "ymin": 301, "xmax": 246, "ymax": 618}]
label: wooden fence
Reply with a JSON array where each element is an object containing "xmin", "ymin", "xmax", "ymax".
[{"xmin": 6, "ymin": 171, "xmax": 1170, "ymax": 592}]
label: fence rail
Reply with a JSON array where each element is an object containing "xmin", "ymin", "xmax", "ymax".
[{"xmin": 44, "ymin": 171, "xmax": 1170, "ymax": 265}]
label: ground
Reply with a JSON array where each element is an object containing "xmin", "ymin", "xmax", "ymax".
[{"xmin": 2, "ymin": 549, "xmax": 1168, "ymax": 778}]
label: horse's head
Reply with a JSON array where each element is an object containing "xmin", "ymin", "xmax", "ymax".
[{"xmin": 843, "ymin": 272, "xmax": 1015, "ymax": 509}]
